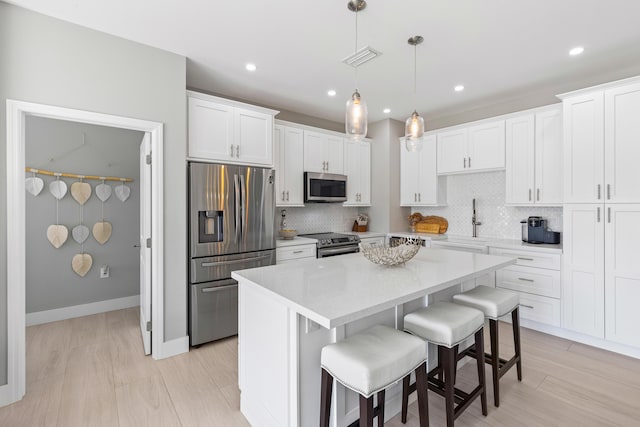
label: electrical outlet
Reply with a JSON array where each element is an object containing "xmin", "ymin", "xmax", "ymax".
[{"xmin": 100, "ymin": 265, "xmax": 110, "ymax": 278}]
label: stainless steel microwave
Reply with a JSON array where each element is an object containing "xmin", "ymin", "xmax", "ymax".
[{"xmin": 304, "ymin": 172, "xmax": 347, "ymax": 203}]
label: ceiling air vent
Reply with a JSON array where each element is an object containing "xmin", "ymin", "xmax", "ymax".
[{"xmin": 342, "ymin": 46, "xmax": 382, "ymax": 68}]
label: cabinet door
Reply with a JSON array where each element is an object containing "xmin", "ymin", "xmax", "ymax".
[
  {"xmin": 535, "ymin": 108, "xmax": 563, "ymax": 205},
  {"xmin": 562, "ymin": 204, "xmax": 605, "ymax": 338},
  {"xmin": 358, "ymin": 141, "xmax": 371, "ymax": 205},
  {"xmin": 437, "ymin": 128, "xmax": 468, "ymax": 174},
  {"xmin": 605, "ymin": 204, "xmax": 640, "ymax": 347},
  {"xmin": 563, "ymin": 93, "xmax": 605, "ymax": 203},
  {"xmin": 505, "ymin": 115, "xmax": 535, "ymax": 205},
  {"xmin": 235, "ymin": 108, "xmax": 273, "ymax": 166},
  {"xmin": 604, "ymin": 83, "xmax": 640, "ymax": 203},
  {"xmin": 468, "ymin": 120, "xmax": 505, "ymax": 171},
  {"xmin": 416, "ymin": 135, "xmax": 438, "ymax": 205},
  {"xmin": 303, "ymin": 130, "xmax": 326, "ymax": 173},
  {"xmin": 282, "ymin": 127, "xmax": 304, "ymax": 206},
  {"xmin": 400, "ymin": 139, "xmax": 420, "ymax": 206},
  {"xmin": 326, "ymin": 135, "xmax": 344, "ymax": 174},
  {"xmin": 273, "ymin": 125, "xmax": 285, "ymax": 204},
  {"xmin": 343, "ymin": 140, "xmax": 361, "ymax": 205},
  {"xmin": 188, "ymin": 97, "xmax": 234, "ymax": 161}
]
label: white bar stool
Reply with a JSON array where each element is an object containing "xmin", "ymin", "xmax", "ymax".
[
  {"xmin": 402, "ymin": 302, "xmax": 487, "ymax": 427},
  {"xmin": 453, "ymin": 285, "xmax": 522, "ymax": 407},
  {"xmin": 320, "ymin": 324, "xmax": 429, "ymax": 427}
]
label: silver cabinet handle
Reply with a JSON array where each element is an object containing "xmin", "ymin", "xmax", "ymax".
[
  {"xmin": 469, "ymin": 157, "xmax": 471, "ymax": 168},
  {"xmin": 521, "ymin": 304, "xmax": 534, "ymax": 309},
  {"xmin": 292, "ymin": 250, "xmax": 304, "ymax": 254},
  {"xmin": 236, "ymin": 145, "xmax": 240, "ymax": 158},
  {"xmin": 463, "ymin": 157, "xmax": 467, "ymax": 168},
  {"xmin": 517, "ymin": 257, "xmax": 534, "ymax": 261},
  {"xmin": 414, "ymin": 193, "xmax": 417, "ymax": 202},
  {"xmin": 230, "ymin": 144, "xmax": 234, "ymax": 157},
  {"xmin": 518, "ymin": 277, "xmax": 535, "ymax": 282},
  {"xmin": 607, "ymin": 184, "xmax": 611, "ymax": 200},
  {"xmin": 201, "ymin": 254, "xmax": 271, "ymax": 268},
  {"xmin": 529, "ymin": 189, "xmax": 532, "ymax": 201},
  {"xmin": 322, "ymin": 161, "xmax": 326, "ymax": 171},
  {"xmin": 597, "ymin": 206, "xmax": 601, "ymax": 222},
  {"xmin": 281, "ymin": 191, "xmax": 285, "ymax": 201},
  {"xmin": 597, "ymin": 184, "xmax": 601, "ymax": 200},
  {"xmin": 537, "ymin": 188, "xmax": 540, "ymax": 201},
  {"xmin": 326, "ymin": 161, "xmax": 329, "ymax": 171},
  {"xmin": 608, "ymin": 207, "xmax": 611, "ymax": 223},
  {"xmin": 202, "ymin": 283, "xmax": 237, "ymax": 293},
  {"xmin": 286, "ymin": 191, "xmax": 290, "ymax": 201}
]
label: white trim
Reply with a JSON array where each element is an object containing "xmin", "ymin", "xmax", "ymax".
[
  {"xmin": 154, "ymin": 336, "xmax": 190, "ymax": 359},
  {"xmin": 26, "ymin": 295, "xmax": 140, "ymax": 327},
  {"xmin": 4, "ymin": 99, "xmax": 171, "ymax": 408},
  {"xmin": 187, "ymin": 90, "xmax": 279, "ymax": 116}
]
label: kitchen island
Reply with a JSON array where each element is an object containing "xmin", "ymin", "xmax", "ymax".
[{"xmin": 232, "ymin": 248, "xmax": 515, "ymax": 427}]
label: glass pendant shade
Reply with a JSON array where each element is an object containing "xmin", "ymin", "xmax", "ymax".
[
  {"xmin": 405, "ymin": 110, "xmax": 424, "ymax": 140},
  {"xmin": 405, "ymin": 137, "xmax": 424, "ymax": 152},
  {"xmin": 346, "ymin": 90, "xmax": 368, "ymax": 140}
]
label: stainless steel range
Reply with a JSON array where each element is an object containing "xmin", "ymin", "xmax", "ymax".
[{"xmin": 299, "ymin": 232, "xmax": 361, "ymax": 258}]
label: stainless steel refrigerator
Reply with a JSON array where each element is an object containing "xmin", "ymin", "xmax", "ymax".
[{"xmin": 188, "ymin": 162, "xmax": 276, "ymax": 346}]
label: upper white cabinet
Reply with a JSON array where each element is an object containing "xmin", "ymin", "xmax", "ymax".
[
  {"xmin": 274, "ymin": 125, "xmax": 304, "ymax": 207},
  {"xmin": 187, "ymin": 91, "xmax": 278, "ymax": 166},
  {"xmin": 437, "ymin": 119, "xmax": 505, "ymax": 174},
  {"xmin": 400, "ymin": 135, "xmax": 446, "ymax": 206},
  {"xmin": 303, "ymin": 130, "xmax": 344, "ymax": 174},
  {"xmin": 343, "ymin": 139, "xmax": 371, "ymax": 206},
  {"xmin": 505, "ymin": 106, "xmax": 562, "ymax": 205},
  {"xmin": 561, "ymin": 79, "xmax": 640, "ymax": 204}
]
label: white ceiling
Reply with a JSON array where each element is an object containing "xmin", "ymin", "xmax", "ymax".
[{"xmin": 8, "ymin": 0, "xmax": 640, "ymax": 125}]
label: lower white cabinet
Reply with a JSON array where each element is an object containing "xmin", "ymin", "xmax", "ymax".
[
  {"xmin": 491, "ymin": 247, "xmax": 562, "ymax": 327},
  {"xmin": 276, "ymin": 243, "xmax": 316, "ymax": 265}
]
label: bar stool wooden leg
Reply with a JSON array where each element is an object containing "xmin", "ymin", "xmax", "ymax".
[
  {"xmin": 359, "ymin": 394, "xmax": 374, "ymax": 427},
  {"xmin": 474, "ymin": 328, "xmax": 488, "ymax": 416},
  {"xmin": 401, "ymin": 375, "xmax": 410, "ymax": 423},
  {"xmin": 377, "ymin": 390, "xmax": 385, "ymax": 427},
  {"xmin": 512, "ymin": 307, "xmax": 523, "ymax": 381},
  {"xmin": 415, "ymin": 362, "xmax": 429, "ymax": 427},
  {"xmin": 489, "ymin": 319, "xmax": 500, "ymax": 407},
  {"xmin": 320, "ymin": 369, "xmax": 333, "ymax": 427},
  {"xmin": 443, "ymin": 346, "xmax": 456, "ymax": 427}
]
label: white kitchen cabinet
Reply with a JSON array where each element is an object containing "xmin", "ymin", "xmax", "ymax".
[
  {"xmin": 359, "ymin": 236, "xmax": 385, "ymax": 248},
  {"xmin": 437, "ymin": 120, "xmax": 505, "ymax": 174},
  {"xmin": 505, "ymin": 106, "xmax": 562, "ymax": 205},
  {"xmin": 187, "ymin": 91, "xmax": 277, "ymax": 166},
  {"xmin": 604, "ymin": 204, "xmax": 640, "ymax": 347},
  {"xmin": 276, "ymin": 243, "xmax": 316, "ymax": 264},
  {"xmin": 343, "ymin": 139, "xmax": 371, "ymax": 206},
  {"xmin": 562, "ymin": 204, "xmax": 605, "ymax": 338},
  {"xmin": 303, "ymin": 130, "xmax": 344, "ymax": 174},
  {"xmin": 400, "ymin": 135, "xmax": 446, "ymax": 206},
  {"xmin": 274, "ymin": 125, "xmax": 304, "ymax": 206}
]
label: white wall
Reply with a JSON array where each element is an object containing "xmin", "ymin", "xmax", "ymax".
[{"xmin": 0, "ymin": 2, "xmax": 187, "ymax": 385}]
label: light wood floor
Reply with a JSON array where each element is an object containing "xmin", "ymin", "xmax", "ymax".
[{"xmin": 2, "ymin": 308, "xmax": 640, "ymax": 426}]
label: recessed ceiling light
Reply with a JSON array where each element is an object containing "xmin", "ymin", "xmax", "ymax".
[
  {"xmin": 327, "ymin": 90, "xmax": 337, "ymax": 97},
  {"xmin": 569, "ymin": 46, "xmax": 584, "ymax": 56},
  {"xmin": 245, "ymin": 63, "xmax": 257, "ymax": 71},
  {"xmin": 383, "ymin": 108, "xmax": 391, "ymax": 114},
  {"xmin": 454, "ymin": 85, "xmax": 465, "ymax": 92}
]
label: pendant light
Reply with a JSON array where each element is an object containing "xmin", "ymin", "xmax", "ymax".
[
  {"xmin": 405, "ymin": 35, "xmax": 425, "ymax": 152},
  {"xmin": 345, "ymin": 0, "xmax": 368, "ymax": 140}
]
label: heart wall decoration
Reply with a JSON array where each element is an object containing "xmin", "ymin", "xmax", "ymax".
[
  {"xmin": 95, "ymin": 183, "xmax": 112, "ymax": 202},
  {"xmin": 92, "ymin": 221, "xmax": 112, "ymax": 245},
  {"xmin": 25, "ymin": 175, "xmax": 44, "ymax": 196},
  {"xmin": 46, "ymin": 224, "xmax": 68, "ymax": 248},
  {"xmin": 72, "ymin": 253, "xmax": 93, "ymax": 277},
  {"xmin": 72, "ymin": 224, "xmax": 90, "ymax": 244},
  {"xmin": 49, "ymin": 179, "xmax": 68, "ymax": 200},
  {"xmin": 115, "ymin": 183, "xmax": 131, "ymax": 202},
  {"xmin": 71, "ymin": 181, "xmax": 92, "ymax": 205}
]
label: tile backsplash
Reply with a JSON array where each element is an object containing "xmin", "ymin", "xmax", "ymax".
[
  {"xmin": 413, "ymin": 171, "xmax": 563, "ymax": 240},
  {"xmin": 277, "ymin": 204, "xmax": 361, "ymax": 234}
]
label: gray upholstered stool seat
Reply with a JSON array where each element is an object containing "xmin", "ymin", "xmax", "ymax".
[
  {"xmin": 402, "ymin": 302, "xmax": 487, "ymax": 427},
  {"xmin": 452, "ymin": 285, "xmax": 519, "ymax": 319},
  {"xmin": 320, "ymin": 324, "xmax": 429, "ymax": 427},
  {"xmin": 452, "ymin": 285, "xmax": 523, "ymax": 408}
]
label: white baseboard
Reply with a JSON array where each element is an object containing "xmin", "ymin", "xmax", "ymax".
[
  {"xmin": 0, "ymin": 383, "xmax": 13, "ymax": 408},
  {"xmin": 26, "ymin": 295, "xmax": 140, "ymax": 326},
  {"xmin": 154, "ymin": 335, "xmax": 189, "ymax": 360}
]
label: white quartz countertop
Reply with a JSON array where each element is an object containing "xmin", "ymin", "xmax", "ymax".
[
  {"xmin": 275, "ymin": 236, "xmax": 317, "ymax": 248},
  {"xmin": 232, "ymin": 248, "xmax": 515, "ymax": 329},
  {"xmin": 387, "ymin": 232, "xmax": 562, "ymax": 253}
]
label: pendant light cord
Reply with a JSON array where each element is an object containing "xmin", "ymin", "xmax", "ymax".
[
  {"xmin": 413, "ymin": 43, "xmax": 417, "ymax": 109},
  {"xmin": 354, "ymin": 6, "xmax": 359, "ymax": 90}
]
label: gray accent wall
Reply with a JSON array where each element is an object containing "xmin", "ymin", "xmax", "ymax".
[
  {"xmin": 0, "ymin": 2, "xmax": 187, "ymax": 385},
  {"xmin": 25, "ymin": 116, "xmax": 142, "ymax": 313}
]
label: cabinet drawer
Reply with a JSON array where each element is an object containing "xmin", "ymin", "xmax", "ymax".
[
  {"xmin": 490, "ymin": 247, "xmax": 561, "ymax": 270},
  {"xmin": 496, "ymin": 266, "xmax": 560, "ymax": 298},
  {"xmin": 500, "ymin": 291, "xmax": 560, "ymax": 327},
  {"xmin": 276, "ymin": 245, "xmax": 316, "ymax": 263}
]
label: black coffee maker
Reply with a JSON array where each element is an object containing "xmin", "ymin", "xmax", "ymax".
[{"xmin": 521, "ymin": 216, "xmax": 560, "ymax": 244}]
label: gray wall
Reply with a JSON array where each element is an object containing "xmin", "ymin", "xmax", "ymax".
[
  {"xmin": 363, "ymin": 118, "xmax": 410, "ymax": 232},
  {"xmin": 25, "ymin": 116, "xmax": 142, "ymax": 313},
  {"xmin": 0, "ymin": 2, "xmax": 187, "ymax": 385}
]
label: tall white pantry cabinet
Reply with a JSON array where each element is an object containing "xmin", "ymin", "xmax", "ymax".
[{"xmin": 560, "ymin": 77, "xmax": 640, "ymax": 348}]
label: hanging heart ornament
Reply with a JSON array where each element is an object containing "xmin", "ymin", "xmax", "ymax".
[
  {"xmin": 72, "ymin": 224, "xmax": 90, "ymax": 244},
  {"xmin": 49, "ymin": 180, "xmax": 68, "ymax": 200},
  {"xmin": 115, "ymin": 183, "xmax": 131, "ymax": 202},
  {"xmin": 72, "ymin": 253, "xmax": 93, "ymax": 277},
  {"xmin": 95, "ymin": 183, "xmax": 112, "ymax": 202},
  {"xmin": 46, "ymin": 224, "xmax": 68, "ymax": 248},
  {"xmin": 71, "ymin": 182, "xmax": 92, "ymax": 205},
  {"xmin": 26, "ymin": 176, "xmax": 44, "ymax": 196},
  {"xmin": 92, "ymin": 221, "xmax": 112, "ymax": 245}
]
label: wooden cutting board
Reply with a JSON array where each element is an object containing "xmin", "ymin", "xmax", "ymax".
[{"xmin": 413, "ymin": 215, "xmax": 448, "ymax": 234}]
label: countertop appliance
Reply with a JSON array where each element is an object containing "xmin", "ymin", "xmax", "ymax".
[
  {"xmin": 304, "ymin": 172, "xmax": 347, "ymax": 203},
  {"xmin": 521, "ymin": 216, "xmax": 560, "ymax": 244},
  {"xmin": 299, "ymin": 232, "xmax": 360, "ymax": 257},
  {"xmin": 188, "ymin": 162, "xmax": 276, "ymax": 346}
]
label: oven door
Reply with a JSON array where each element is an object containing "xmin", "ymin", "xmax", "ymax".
[{"xmin": 317, "ymin": 245, "xmax": 360, "ymax": 258}]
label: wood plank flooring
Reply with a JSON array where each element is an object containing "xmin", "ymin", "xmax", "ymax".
[{"xmin": 1, "ymin": 307, "xmax": 640, "ymax": 426}]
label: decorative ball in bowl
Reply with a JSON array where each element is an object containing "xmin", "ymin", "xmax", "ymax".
[
  {"xmin": 279, "ymin": 229, "xmax": 298, "ymax": 240},
  {"xmin": 360, "ymin": 237, "xmax": 422, "ymax": 266}
]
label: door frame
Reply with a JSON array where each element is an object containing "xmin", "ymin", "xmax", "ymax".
[{"xmin": 3, "ymin": 99, "xmax": 165, "ymax": 406}]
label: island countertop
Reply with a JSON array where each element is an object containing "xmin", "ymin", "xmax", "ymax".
[{"xmin": 232, "ymin": 248, "xmax": 515, "ymax": 329}]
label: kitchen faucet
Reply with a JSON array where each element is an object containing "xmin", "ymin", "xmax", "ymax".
[{"xmin": 472, "ymin": 198, "xmax": 482, "ymax": 237}]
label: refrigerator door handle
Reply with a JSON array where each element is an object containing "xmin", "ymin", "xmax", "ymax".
[
  {"xmin": 239, "ymin": 173, "xmax": 247, "ymax": 240},
  {"xmin": 201, "ymin": 254, "xmax": 271, "ymax": 268},
  {"xmin": 234, "ymin": 173, "xmax": 241, "ymax": 243},
  {"xmin": 201, "ymin": 283, "xmax": 237, "ymax": 293}
]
